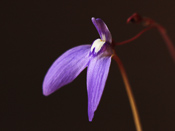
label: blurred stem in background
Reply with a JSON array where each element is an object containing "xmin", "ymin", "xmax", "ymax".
[
  {"xmin": 113, "ymin": 13, "xmax": 175, "ymax": 131},
  {"xmin": 125, "ymin": 13, "xmax": 175, "ymax": 63}
]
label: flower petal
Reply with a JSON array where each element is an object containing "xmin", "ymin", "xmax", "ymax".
[
  {"xmin": 91, "ymin": 17, "xmax": 112, "ymax": 43},
  {"xmin": 87, "ymin": 55, "xmax": 111, "ymax": 121},
  {"xmin": 43, "ymin": 45, "xmax": 91, "ymax": 96}
]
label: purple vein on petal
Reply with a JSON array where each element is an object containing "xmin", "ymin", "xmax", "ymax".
[
  {"xmin": 87, "ymin": 55, "xmax": 111, "ymax": 121},
  {"xmin": 43, "ymin": 45, "xmax": 91, "ymax": 96}
]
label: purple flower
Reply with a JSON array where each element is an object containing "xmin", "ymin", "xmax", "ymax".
[{"xmin": 43, "ymin": 17, "xmax": 114, "ymax": 121}]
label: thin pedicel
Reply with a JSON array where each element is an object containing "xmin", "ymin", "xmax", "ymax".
[{"xmin": 112, "ymin": 51, "xmax": 142, "ymax": 131}]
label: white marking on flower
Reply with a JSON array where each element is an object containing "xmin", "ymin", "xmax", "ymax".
[
  {"xmin": 90, "ymin": 38, "xmax": 106, "ymax": 53},
  {"xmin": 101, "ymin": 34, "xmax": 106, "ymax": 41}
]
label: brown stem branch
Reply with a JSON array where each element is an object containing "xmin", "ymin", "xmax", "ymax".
[
  {"xmin": 155, "ymin": 24, "xmax": 175, "ymax": 63},
  {"xmin": 115, "ymin": 26, "xmax": 154, "ymax": 45}
]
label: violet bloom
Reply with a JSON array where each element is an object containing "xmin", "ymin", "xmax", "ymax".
[{"xmin": 43, "ymin": 17, "xmax": 114, "ymax": 121}]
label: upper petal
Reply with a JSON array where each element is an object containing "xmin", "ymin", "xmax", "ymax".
[
  {"xmin": 43, "ymin": 45, "xmax": 91, "ymax": 96},
  {"xmin": 91, "ymin": 17, "xmax": 112, "ymax": 43},
  {"xmin": 87, "ymin": 55, "xmax": 111, "ymax": 121}
]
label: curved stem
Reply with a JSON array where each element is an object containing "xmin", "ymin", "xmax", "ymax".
[
  {"xmin": 115, "ymin": 26, "xmax": 154, "ymax": 45},
  {"xmin": 127, "ymin": 12, "xmax": 175, "ymax": 63},
  {"xmin": 112, "ymin": 52, "xmax": 142, "ymax": 131},
  {"xmin": 115, "ymin": 23, "xmax": 175, "ymax": 63}
]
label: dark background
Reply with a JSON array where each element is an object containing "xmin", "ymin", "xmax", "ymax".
[{"xmin": 1, "ymin": 0, "xmax": 175, "ymax": 130}]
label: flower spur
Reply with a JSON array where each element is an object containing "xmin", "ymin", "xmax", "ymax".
[{"xmin": 43, "ymin": 17, "xmax": 114, "ymax": 121}]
